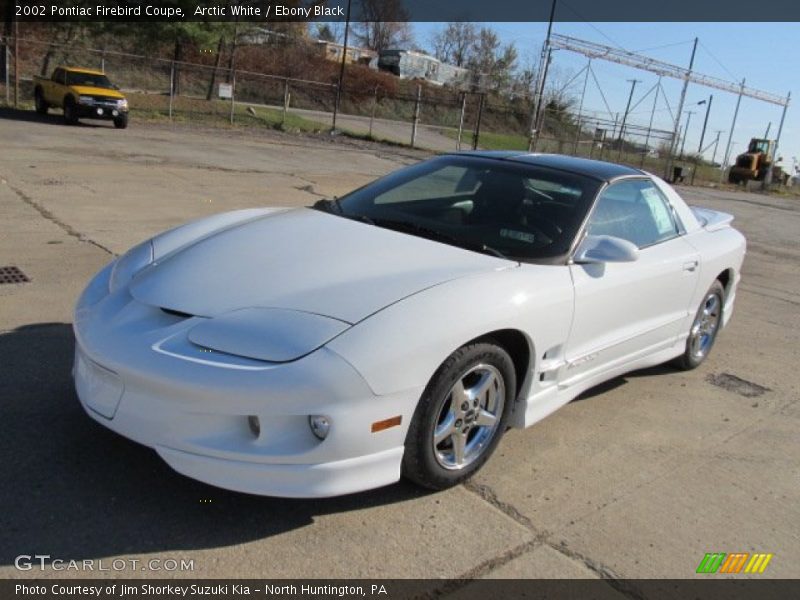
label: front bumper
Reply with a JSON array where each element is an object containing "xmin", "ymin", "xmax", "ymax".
[
  {"xmin": 75, "ymin": 103, "xmax": 128, "ymax": 120},
  {"xmin": 73, "ymin": 263, "xmax": 419, "ymax": 497}
]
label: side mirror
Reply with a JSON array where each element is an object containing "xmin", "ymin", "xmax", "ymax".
[{"xmin": 574, "ymin": 234, "xmax": 640, "ymax": 264}]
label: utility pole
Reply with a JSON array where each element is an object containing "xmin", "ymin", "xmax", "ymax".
[
  {"xmin": 529, "ymin": 0, "xmax": 558, "ymax": 152},
  {"xmin": 331, "ymin": 0, "xmax": 351, "ymax": 133},
  {"xmin": 641, "ymin": 77, "xmax": 661, "ymax": 168},
  {"xmin": 697, "ymin": 95, "xmax": 713, "ymax": 154},
  {"xmin": 710, "ymin": 130, "xmax": 722, "ymax": 166},
  {"xmin": 680, "ymin": 110, "xmax": 695, "ymax": 158},
  {"xmin": 573, "ymin": 59, "xmax": 591, "ymax": 155},
  {"xmin": 721, "ymin": 79, "xmax": 745, "ymax": 182},
  {"xmin": 664, "ymin": 37, "xmax": 698, "ymax": 179},
  {"xmin": 617, "ymin": 78, "xmax": 640, "ymax": 160},
  {"xmin": 690, "ymin": 96, "xmax": 712, "ymax": 185},
  {"xmin": 762, "ymin": 91, "xmax": 791, "ymax": 189}
]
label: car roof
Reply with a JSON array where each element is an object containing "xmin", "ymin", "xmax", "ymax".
[
  {"xmin": 447, "ymin": 151, "xmax": 646, "ymax": 182},
  {"xmin": 61, "ymin": 66, "xmax": 106, "ymax": 75}
]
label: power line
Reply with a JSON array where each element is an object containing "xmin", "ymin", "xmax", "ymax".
[
  {"xmin": 559, "ymin": 0, "xmax": 628, "ymax": 51},
  {"xmin": 633, "ymin": 40, "xmax": 696, "ymax": 54},
  {"xmin": 698, "ymin": 41, "xmax": 738, "ymax": 82}
]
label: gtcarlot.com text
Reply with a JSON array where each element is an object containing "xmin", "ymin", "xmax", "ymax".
[{"xmin": 14, "ymin": 555, "xmax": 195, "ymax": 572}]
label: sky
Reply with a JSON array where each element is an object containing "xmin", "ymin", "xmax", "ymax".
[{"xmin": 412, "ymin": 22, "xmax": 797, "ymax": 168}]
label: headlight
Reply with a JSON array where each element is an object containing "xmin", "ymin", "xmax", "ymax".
[
  {"xmin": 108, "ymin": 240, "xmax": 154, "ymax": 293},
  {"xmin": 117, "ymin": 98, "xmax": 128, "ymax": 109},
  {"xmin": 78, "ymin": 95, "xmax": 94, "ymax": 105}
]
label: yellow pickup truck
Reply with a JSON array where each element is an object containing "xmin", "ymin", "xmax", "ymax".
[{"xmin": 33, "ymin": 66, "xmax": 129, "ymax": 129}]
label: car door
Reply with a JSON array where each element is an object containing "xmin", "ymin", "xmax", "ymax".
[{"xmin": 563, "ymin": 177, "xmax": 700, "ymax": 384}]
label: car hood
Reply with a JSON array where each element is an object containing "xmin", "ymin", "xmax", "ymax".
[
  {"xmin": 71, "ymin": 85, "xmax": 125, "ymax": 98},
  {"xmin": 129, "ymin": 208, "xmax": 509, "ymax": 323}
]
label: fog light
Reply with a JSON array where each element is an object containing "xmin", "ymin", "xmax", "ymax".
[
  {"xmin": 247, "ymin": 415, "xmax": 260, "ymax": 438},
  {"xmin": 308, "ymin": 415, "xmax": 330, "ymax": 440}
]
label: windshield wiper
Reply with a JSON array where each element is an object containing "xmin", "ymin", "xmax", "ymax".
[{"xmin": 370, "ymin": 218, "xmax": 513, "ymax": 261}]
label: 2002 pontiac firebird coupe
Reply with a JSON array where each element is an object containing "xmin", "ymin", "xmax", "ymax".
[{"xmin": 74, "ymin": 153, "xmax": 746, "ymax": 497}]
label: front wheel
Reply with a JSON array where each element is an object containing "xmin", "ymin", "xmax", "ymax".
[
  {"xmin": 673, "ymin": 280, "xmax": 724, "ymax": 370},
  {"xmin": 63, "ymin": 98, "xmax": 78, "ymax": 125},
  {"xmin": 402, "ymin": 342, "xmax": 515, "ymax": 490},
  {"xmin": 113, "ymin": 114, "xmax": 129, "ymax": 129}
]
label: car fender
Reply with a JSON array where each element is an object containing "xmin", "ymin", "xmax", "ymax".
[{"xmin": 327, "ymin": 263, "xmax": 574, "ymax": 398}]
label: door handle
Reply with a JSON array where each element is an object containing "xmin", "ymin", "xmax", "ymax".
[{"xmin": 683, "ymin": 261, "xmax": 699, "ymax": 272}]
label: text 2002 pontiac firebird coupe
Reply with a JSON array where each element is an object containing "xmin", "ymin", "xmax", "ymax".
[{"xmin": 74, "ymin": 153, "xmax": 746, "ymax": 497}]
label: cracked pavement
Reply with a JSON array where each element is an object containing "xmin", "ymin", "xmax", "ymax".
[{"xmin": 0, "ymin": 112, "xmax": 797, "ymax": 586}]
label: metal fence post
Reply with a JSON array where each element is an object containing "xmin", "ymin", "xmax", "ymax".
[
  {"xmin": 472, "ymin": 93, "xmax": 485, "ymax": 150},
  {"xmin": 282, "ymin": 78, "xmax": 289, "ymax": 125},
  {"xmin": 410, "ymin": 84, "xmax": 421, "ymax": 147},
  {"xmin": 229, "ymin": 69, "xmax": 235, "ymax": 125},
  {"xmin": 330, "ymin": 85, "xmax": 339, "ymax": 131},
  {"xmin": 168, "ymin": 61, "xmax": 175, "ymax": 120},
  {"xmin": 4, "ymin": 40, "xmax": 9, "ymax": 106},
  {"xmin": 369, "ymin": 85, "xmax": 377, "ymax": 138},
  {"xmin": 456, "ymin": 92, "xmax": 466, "ymax": 150},
  {"xmin": 14, "ymin": 22, "xmax": 19, "ymax": 108}
]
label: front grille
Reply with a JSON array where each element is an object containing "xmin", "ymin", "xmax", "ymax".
[{"xmin": 87, "ymin": 96, "xmax": 122, "ymax": 107}]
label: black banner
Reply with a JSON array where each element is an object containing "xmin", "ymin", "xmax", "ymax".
[
  {"xmin": 5, "ymin": 0, "xmax": 800, "ymax": 22},
  {"xmin": 3, "ymin": 580, "xmax": 800, "ymax": 600}
]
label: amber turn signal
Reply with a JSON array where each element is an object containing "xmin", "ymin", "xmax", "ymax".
[{"xmin": 371, "ymin": 415, "xmax": 402, "ymax": 433}]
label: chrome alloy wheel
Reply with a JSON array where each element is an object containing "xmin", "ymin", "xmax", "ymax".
[
  {"xmin": 689, "ymin": 291, "xmax": 721, "ymax": 361},
  {"xmin": 433, "ymin": 363, "xmax": 505, "ymax": 470}
]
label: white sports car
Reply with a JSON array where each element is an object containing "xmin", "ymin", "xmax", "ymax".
[{"xmin": 74, "ymin": 152, "xmax": 746, "ymax": 497}]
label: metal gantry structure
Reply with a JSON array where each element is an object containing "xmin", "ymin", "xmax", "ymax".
[{"xmin": 541, "ymin": 33, "xmax": 791, "ymax": 179}]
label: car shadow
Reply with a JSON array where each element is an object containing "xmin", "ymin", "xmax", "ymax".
[
  {"xmin": 0, "ymin": 107, "xmax": 105, "ymax": 128},
  {"xmin": 571, "ymin": 364, "xmax": 676, "ymax": 402},
  {"xmin": 0, "ymin": 323, "xmax": 429, "ymax": 567}
]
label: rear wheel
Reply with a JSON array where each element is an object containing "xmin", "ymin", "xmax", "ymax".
[
  {"xmin": 402, "ymin": 342, "xmax": 515, "ymax": 490},
  {"xmin": 673, "ymin": 280, "xmax": 724, "ymax": 370},
  {"xmin": 63, "ymin": 97, "xmax": 78, "ymax": 125},
  {"xmin": 34, "ymin": 88, "xmax": 49, "ymax": 114}
]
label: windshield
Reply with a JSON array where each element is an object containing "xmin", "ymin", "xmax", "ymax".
[
  {"xmin": 324, "ymin": 156, "xmax": 601, "ymax": 263},
  {"xmin": 66, "ymin": 72, "xmax": 114, "ymax": 89}
]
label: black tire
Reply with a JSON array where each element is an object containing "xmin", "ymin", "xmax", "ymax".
[
  {"xmin": 63, "ymin": 97, "xmax": 78, "ymax": 125},
  {"xmin": 34, "ymin": 88, "xmax": 48, "ymax": 115},
  {"xmin": 402, "ymin": 342, "xmax": 516, "ymax": 490},
  {"xmin": 672, "ymin": 280, "xmax": 725, "ymax": 371},
  {"xmin": 113, "ymin": 114, "xmax": 129, "ymax": 129}
]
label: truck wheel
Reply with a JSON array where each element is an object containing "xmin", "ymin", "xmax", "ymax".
[
  {"xmin": 113, "ymin": 114, "xmax": 129, "ymax": 129},
  {"xmin": 63, "ymin": 97, "xmax": 78, "ymax": 125},
  {"xmin": 34, "ymin": 89, "xmax": 49, "ymax": 115}
]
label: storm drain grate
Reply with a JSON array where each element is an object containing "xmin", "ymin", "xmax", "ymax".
[
  {"xmin": 0, "ymin": 266, "xmax": 30, "ymax": 284},
  {"xmin": 706, "ymin": 373, "xmax": 771, "ymax": 398}
]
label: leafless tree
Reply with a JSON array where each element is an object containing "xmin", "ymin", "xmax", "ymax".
[
  {"xmin": 352, "ymin": 0, "xmax": 413, "ymax": 53},
  {"xmin": 430, "ymin": 22, "xmax": 477, "ymax": 67}
]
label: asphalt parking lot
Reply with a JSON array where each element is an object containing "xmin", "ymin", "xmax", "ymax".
[{"xmin": 1, "ymin": 110, "xmax": 798, "ymax": 584}]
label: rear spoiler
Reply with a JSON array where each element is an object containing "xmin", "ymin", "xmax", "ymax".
[{"xmin": 690, "ymin": 207, "xmax": 734, "ymax": 232}]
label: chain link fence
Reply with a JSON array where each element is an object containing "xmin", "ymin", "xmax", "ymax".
[{"xmin": 1, "ymin": 34, "xmax": 720, "ymax": 184}]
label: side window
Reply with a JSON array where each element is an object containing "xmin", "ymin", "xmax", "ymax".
[
  {"xmin": 52, "ymin": 68, "xmax": 64, "ymax": 83},
  {"xmin": 587, "ymin": 179, "xmax": 679, "ymax": 248}
]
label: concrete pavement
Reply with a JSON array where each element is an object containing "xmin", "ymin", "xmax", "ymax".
[{"xmin": 0, "ymin": 111, "xmax": 797, "ymax": 584}]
